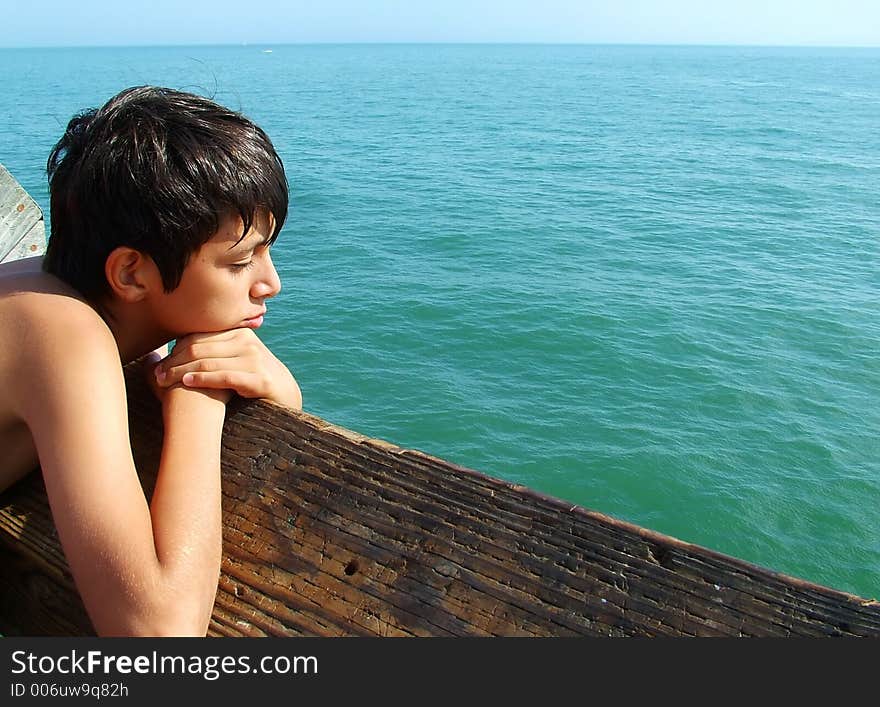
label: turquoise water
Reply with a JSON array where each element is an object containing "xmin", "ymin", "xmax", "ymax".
[{"xmin": 1, "ymin": 44, "xmax": 877, "ymax": 599}]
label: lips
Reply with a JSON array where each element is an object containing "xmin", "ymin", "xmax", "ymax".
[{"xmin": 244, "ymin": 308, "xmax": 267, "ymax": 328}]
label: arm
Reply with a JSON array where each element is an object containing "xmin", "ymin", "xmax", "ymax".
[
  {"xmin": 17, "ymin": 308, "xmax": 227, "ymax": 636},
  {"xmin": 155, "ymin": 328, "xmax": 303, "ymax": 410}
]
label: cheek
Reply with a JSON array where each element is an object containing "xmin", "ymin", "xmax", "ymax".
[
  {"xmin": 161, "ymin": 277, "xmax": 231, "ymax": 331},
  {"xmin": 196, "ymin": 277, "xmax": 248, "ymax": 324}
]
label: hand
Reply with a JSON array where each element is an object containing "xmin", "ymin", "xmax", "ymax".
[
  {"xmin": 142, "ymin": 349, "xmax": 233, "ymax": 405},
  {"xmin": 153, "ymin": 329, "xmax": 302, "ymax": 410}
]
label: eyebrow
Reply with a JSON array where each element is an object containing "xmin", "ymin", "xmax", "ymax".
[{"xmin": 226, "ymin": 231, "xmax": 271, "ymax": 255}]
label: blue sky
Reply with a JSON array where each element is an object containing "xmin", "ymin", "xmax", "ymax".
[{"xmin": 1, "ymin": 1, "xmax": 878, "ymax": 48}]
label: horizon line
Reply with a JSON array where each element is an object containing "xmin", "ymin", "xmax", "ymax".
[{"xmin": 2, "ymin": 40, "xmax": 879, "ymax": 51}]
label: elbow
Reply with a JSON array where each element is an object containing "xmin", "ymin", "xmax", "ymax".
[
  {"xmin": 121, "ymin": 618, "xmax": 209, "ymax": 638},
  {"xmin": 93, "ymin": 599, "xmax": 213, "ymax": 637}
]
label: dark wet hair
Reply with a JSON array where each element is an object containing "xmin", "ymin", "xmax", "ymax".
[{"xmin": 44, "ymin": 85, "xmax": 288, "ymax": 300}]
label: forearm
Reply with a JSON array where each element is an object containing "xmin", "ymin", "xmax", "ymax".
[{"xmin": 148, "ymin": 386, "xmax": 226, "ymax": 631}]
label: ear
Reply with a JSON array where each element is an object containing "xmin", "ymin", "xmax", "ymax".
[{"xmin": 104, "ymin": 247, "xmax": 159, "ymax": 302}]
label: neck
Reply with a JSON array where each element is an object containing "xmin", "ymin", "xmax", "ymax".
[{"xmin": 95, "ymin": 297, "xmax": 171, "ymax": 364}]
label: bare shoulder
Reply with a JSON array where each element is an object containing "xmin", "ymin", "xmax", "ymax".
[
  {"xmin": 0, "ymin": 257, "xmax": 110, "ymax": 337},
  {"xmin": 0, "ymin": 285, "xmax": 113, "ymax": 359},
  {"xmin": 0, "ymin": 263, "xmax": 118, "ymax": 419}
]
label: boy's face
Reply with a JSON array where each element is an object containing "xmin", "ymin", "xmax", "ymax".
[{"xmin": 148, "ymin": 211, "xmax": 281, "ymax": 338}]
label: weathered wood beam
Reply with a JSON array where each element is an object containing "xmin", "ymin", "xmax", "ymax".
[
  {"xmin": 1, "ymin": 360, "xmax": 878, "ymax": 637},
  {"xmin": 0, "ymin": 164, "xmax": 45, "ymax": 263}
]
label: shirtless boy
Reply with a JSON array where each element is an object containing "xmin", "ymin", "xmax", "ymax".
[{"xmin": 0, "ymin": 86, "xmax": 302, "ymax": 635}]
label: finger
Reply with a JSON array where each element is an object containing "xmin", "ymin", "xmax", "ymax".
[
  {"xmin": 165, "ymin": 331, "xmax": 234, "ymax": 362},
  {"xmin": 142, "ymin": 353, "xmax": 166, "ymax": 400},
  {"xmin": 162, "ymin": 343, "xmax": 239, "ymax": 371},
  {"xmin": 175, "ymin": 329, "xmax": 240, "ymax": 345},
  {"xmin": 163, "ymin": 330, "xmax": 260, "ymax": 369},
  {"xmin": 180, "ymin": 370, "xmax": 269, "ymax": 399},
  {"xmin": 157, "ymin": 357, "xmax": 246, "ymax": 386},
  {"xmin": 173, "ymin": 328, "xmax": 253, "ymax": 348}
]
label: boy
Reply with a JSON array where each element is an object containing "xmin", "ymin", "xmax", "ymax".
[{"xmin": 0, "ymin": 86, "xmax": 302, "ymax": 636}]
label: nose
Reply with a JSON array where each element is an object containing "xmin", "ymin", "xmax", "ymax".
[{"xmin": 252, "ymin": 250, "xmax": 282, "ymax": 300}]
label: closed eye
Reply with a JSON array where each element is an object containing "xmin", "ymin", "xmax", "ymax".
[
  {"xmin": 230, "ymin": 260, "xmax": 256, "ymax": 273},
  {"xmin": 229, "ymin": 243, "xmax": 270, "ymax": 273}
]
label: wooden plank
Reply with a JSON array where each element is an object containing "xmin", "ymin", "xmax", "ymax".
[{"xmin": 0, "ymin": 164, "xmax": 45, "ymax": 263}]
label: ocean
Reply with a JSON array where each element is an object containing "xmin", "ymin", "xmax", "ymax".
[{"xmin": 0, "ymin": 44, "xmax": 877, "ymax": 600}]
